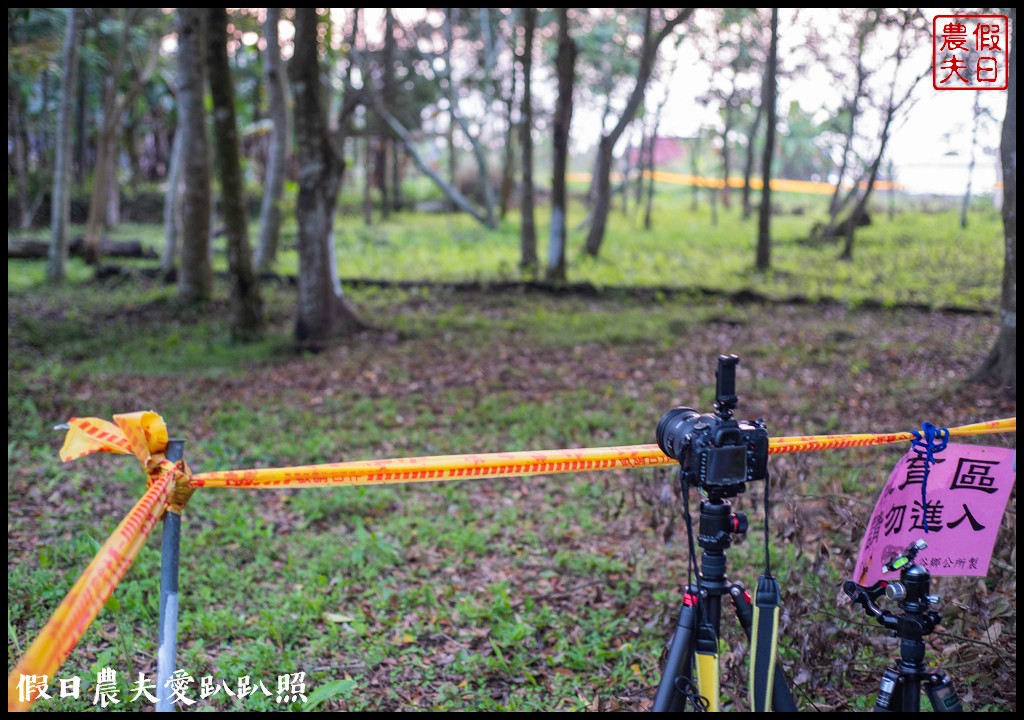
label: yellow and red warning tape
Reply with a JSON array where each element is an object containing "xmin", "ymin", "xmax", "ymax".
[
  {"xmin": 6, "ymin": 412, "xmax": 1016, "ymax": 711},
  {"xmin": 8, "ymin": 412, "xmax": 192, "ymax": 712},
  {"xmin": 189, "ymin": 417, "xmax": 1015, "ymax": 490}
]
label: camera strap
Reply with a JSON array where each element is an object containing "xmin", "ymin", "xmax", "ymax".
[{"xmin": 750, "ymin": 472, "xmax": 781, "ymax": 712}]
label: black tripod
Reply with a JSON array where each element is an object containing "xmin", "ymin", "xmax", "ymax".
[
  {"xmin": 652, "ymin": 488, "xmax": 797, "ymax": 712},
  {"xmin": 844, "ymin": 540, "xmax": 963, "ymax": 712}
]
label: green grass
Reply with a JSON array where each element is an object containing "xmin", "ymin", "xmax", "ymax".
[
  {"xmin": 12, "ymin": 193, "xmax": 1004, "ymax": 312},
  {"xmin": 6, "ymin": 196, "xmax": 1015, "ymax": 712}
]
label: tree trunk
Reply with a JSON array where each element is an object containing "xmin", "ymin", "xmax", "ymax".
[
  {"xmin": 392, "ymin": 140, "xmax": 403, "ymax": 212},
  {"xmin": 207, "ymin": 8, "xmax": 264, "ymax": 341},
  {"xmin": 443, "ymin": 8, "xmax": 497, "ymax": 227},
  {"xmin": 644, "ymin": 129, "xmax": 657, "ymax": 229},
  {"xmin": 838, "ymin": 53, "xmax": 917, "ymax": 260},
  {"xmin": 363, "ymin": 136, "xmax": 373, "ymax": 225},
  {"xmin": 176, "ymin": 8, "xmax": 213, "ymax": 302},
  {"xmin": 711, "ymin": 185, "xmax": 719, "ymax": 226},
  {"xmin": 376, "ymin": 138, "xmax": 390, "ymax": 219},
  {"xmin": 583, "ymin": 8, "xmax": 693, "ymax": 257},
  {"xmin": 635, "ymin": 133, "xmax": 647, "ymax": 207},
  {"xmin": 161, "ymin": 125, "xmax": 183, "ymax": 273},
  {"xmin": 756, "ymin": 8, "xmax": 778, "ymax": 272},
  {"xmin": 10, "ymin": 85, "xmax": 33, "ymax": 230},
  {"xmin": 518, "ymin": 7, "xmax": 538, "ymax": 272},
  {"xmin": 584, "ymin": 139, "xmax": 615, "ymax": 255},
  {"xmin": 643, "ymin": 55, "xmax": 676, "ymax": 231},
  {"xmin": 619, "ymin": 129, "xmax": 632, "ymax": 216},
  {"xmin": 373, "ymin": 101, "xmax": 492, "ymax": 226},
  {"xmin": 291, "ymin": 7, "xmax": 363, "ymax": 344},
  {"xmin": 82, "ymin": 130, "xmax": 113, "ymax": 264},
  {"xmin": 256, "ymin": 7, "xmax": 289, "ymax": 272},
  {"xmin": 973, "ymin": 10, "xmax": 1015, "ymax": 393},
  {"xmin": 721, "ymin": 98, "xmax": 735, "ymax": 209},
  {"xmin": 690, "ymin": 135, "xmax": 701, "ymax": 211},
  {"xmin": 741, "ymin": 90, "xmax": 764, "ymax": 220},
  {"xmin": 546, "ymin": 8, "xmax": 576, "ymax": 283},
  {"xmin": 75, "ymin": 49, "xmax": 88, "ymax": 185},
  {"xmin": 828, "ymin": 54, "xmax": 866, "ymax": 220},
  {"xmin": 105, "ymin": 139, "xmax": 120, "ymax": 228},
  {"xmin": 39, "ymin": 70, "xmax": 51, "ymax": 167},
  {"xmin": 447, "ymin": 107, "xmax": 457, "ymax": 212},
  {"xmin": 887, "ymin": 158, "xmax": 896, "ymax": 221},
  {"xmin": 499, "ymin": 28, "xmax": 518, "ymax": 222},
  {"xmin": 47, "ymin": 7, "xmax": 82, "ymax": 282},
  {"xmin": 82, "ymin": 10, "xmax": 159, "ymax": 265},
  {"xmin": 838, "ymin": 121, "xmax": 889, "ymax": 261},
  {"xmin": 126, "ymin": 108, "xmax": 142, "ymax": 185},
  {"xmin": 961, "ymin": 92, "xmax": 981, "ymax": 229}
]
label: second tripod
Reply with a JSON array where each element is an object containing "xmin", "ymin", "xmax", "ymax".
[{"xmin": 844, "ymin": 540, "xmax": 964, "ymax": 712}]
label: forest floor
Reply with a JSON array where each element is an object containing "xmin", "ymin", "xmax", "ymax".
[{"xmin": 7, "ymin": 272, "xmax": 1016, "ymax": 712}]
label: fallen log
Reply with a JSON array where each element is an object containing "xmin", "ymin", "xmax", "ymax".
[{"xmin": 7, "ymin": 237, "xmax": 158, "ymax": 260}]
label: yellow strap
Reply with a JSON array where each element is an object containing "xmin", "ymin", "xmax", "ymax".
[
  {"xmin": 749, "ymin": 603, "xmax": 780, "ymax": 711},
  {"xmin": 695, "ymin": 651, "xmax": 721, "ymax": 712}
]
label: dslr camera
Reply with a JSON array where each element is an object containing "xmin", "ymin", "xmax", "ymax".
[{"xmin": 655, "ymin": 355, "xmax": 769, "ymax": 494}]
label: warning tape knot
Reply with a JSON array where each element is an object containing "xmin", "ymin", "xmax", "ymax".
[{"xmin": 59, "ymin": 410, "xmax": 196, "ymax": 513}]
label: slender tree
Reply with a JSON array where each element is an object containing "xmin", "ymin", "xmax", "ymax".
[
  {"xmin": 642, "ymin": 33, "xmax": 684, "ymax": 230},
  {"xmin": 828, "ymin": 12, "xmax": 876, "ymax": 223},
  {"xmin": 838, "ymin": 16, "xmax": 927, "ymax": 260},
  {"xmin": 255, "ymin": 7, "xmax": 289, "ymax": 272},
  {"xmin": 47, "ymin": 8, "xmax": 82, "ymax": 282},
  {"xmin": 583, "ymin": 8, "xmax": 693, "ymax": 258},
  {"xmin": 546, "ymin": 8, "xmax": 577, "ymax": 282},
  {"xmin": 755, "ymin": 8, "xmax": 778, "ymax": 272},
  {"xmin": 973, "ymin": 10, "xmax": 1015, "ymax": 393},
  {"xmin": 365, "ymin": 10, "xmax": 494, "ymax": 228},
  {"xmin": 10, "ymin": 74, "xmax": 32, "ymax": 229},
  {"xmin": 176, "ymin": 8, "xmax": 213, "ymax": 302},
  {"xmin": 518, "ymin": 7, "xmax": 538, "ymax": 272},
  {"xmin": 81, "ymin": 9, "xmax": 161, "ymax": 264},
  {"xmin": 290, "ymin": 7, "xmax": 363, "ymax": 343},
  {"xmin": 442, "ymin": 8, "xmax": 497, "ymax": 227},
  {"xmin": 499, "ymin": 22, "xmax": 518, "ymax": 221},
  {"xmin": 207, "ymin": 8, "xmax": 264, "ymax": 341},
  {"xmin": 378, "ymin": 8, "xmax": 395, "ymax": 218},
  {"xmin": 161, "ymin": 110, "xmax": 183, "ymax": 275},
  {"xmin": 960, "ymin": 93, "xmax": 982, "ymax": 229},
  {"xmin": 739, "ymin": 10, "xmax": 769, "ymax": 220},
  {"xmin": 741, "ymin": 80, "xmax": 764, "ymax": 219}
]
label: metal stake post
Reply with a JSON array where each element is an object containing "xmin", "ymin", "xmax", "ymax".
[{"xmin": 156, "ymin": 439, "xmax": 185, "ymax": 712}]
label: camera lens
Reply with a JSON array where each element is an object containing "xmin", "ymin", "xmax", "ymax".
[{"xmin": 655, "ymin": 407, "xmax": 701, "ymax": 459}]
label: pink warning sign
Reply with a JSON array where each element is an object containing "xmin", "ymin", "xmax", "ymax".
[{"xmin": 854, "ymin": 443, "xmax": 1016, "ymax": 586}]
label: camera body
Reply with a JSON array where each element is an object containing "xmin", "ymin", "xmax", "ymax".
[{"xmin": 656, "ymin": 355, "xmax": 769, "ymax": 493}]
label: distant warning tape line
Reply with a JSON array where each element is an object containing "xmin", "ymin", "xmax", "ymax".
[
  {"xmin": 565, "ymin": 171, "xmax": 903, "ymax": 195},
  {"xmin": 190, "ymin": 418, "xmax": 1016, "ymax": 490}
]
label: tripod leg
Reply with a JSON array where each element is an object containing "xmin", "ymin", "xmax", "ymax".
[
  {"xmin": 730, "ymin": 585, "xmax": 798, "ymax": 712},
  {"xmin": 652, "ymin": 590, "xmax": 698, "ymax": 712},
  {"xmin": 925, "ymin": 672, "xmax": 964, "ymax": 712}
]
